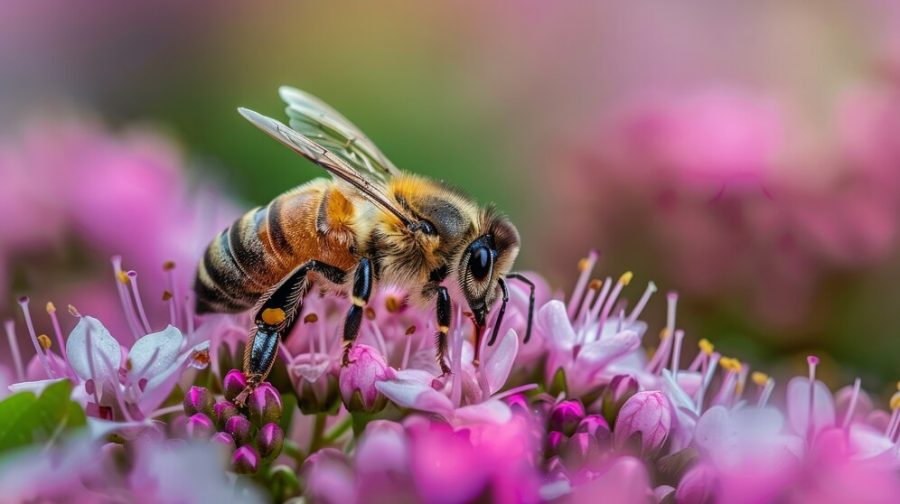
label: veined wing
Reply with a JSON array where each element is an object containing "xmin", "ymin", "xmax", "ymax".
[
  {"xmin": 279, "ymin": 86, "xmax": 400, "ymax": 184},
  {"xmin": 237, "ymin": 107, "xmax": 413, "ymax": 227}
]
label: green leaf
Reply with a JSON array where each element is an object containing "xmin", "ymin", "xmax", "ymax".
[{"xmin": 0, "ymin": 380, "xmax": 87, "ymax": 454}]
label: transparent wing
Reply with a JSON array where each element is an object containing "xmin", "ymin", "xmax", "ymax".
[
  {"xmin": 279, "ymin": 86, "xmax": 401, "ymax": 184},
  {"xmin": 238, "ymin": 107, "xmax": 413, "ymax": 227}
]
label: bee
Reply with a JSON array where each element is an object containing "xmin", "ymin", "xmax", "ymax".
[{"xmin": 194, "ymin": 87, "xmax": 534, "ymax": 403}]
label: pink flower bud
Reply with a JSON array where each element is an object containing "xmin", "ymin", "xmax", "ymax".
[
  {"xmin": 212, "ymin": 431, "xmax": 236, "ymax": 452},
  {"xmin": 563, "ymin": 432, "xmax": 598, "ymax": 470},
  {"xmin": 293, "ymin": 358, "xmax": 340, "ymax": 415},
  {"xmin": 214, "ymin": 400, "xmax": 239, "ymax": 429},
  {"xmin": 339, "ymin": 344, "xmax": 394, "ymax": 412},
  {"xmin": 549, "ymin": 400, "xmax": 585, "ymax": 436},
  {"xmin": 183, "ymin": 386, "xmax": 215, "ymax": 417},
  {"xmin": 505, "ymin": 393, "xmax": 530, "ymax": 414},
  {"xmin": 614, "ymin": 391, "xmax": 672, "ymax": 456},
  {"xmin": 675, "ymin": 463, "xmax": 717, "ymax": 504},
  {"xmin": 257, "ymin": 422, "xmax": 285, "ymax": 460},
  {"xmin": 223, "ymin": 369, "xmax": 248, "ymax": 402},
  {"xmin": 577, "ymin": 414, "xmax": 612, "ymax": 447},
  {"xmin": 232, "ymin": 445, "xmax": 260, "ymax": 474},
  {"xmin": 248, "ymin": 383, "xmax": 283, "ymax": 426},
  {"xmin": 602, "ymin": 374, "xmax": 639, "ymax": 423},
  {"xmin": 184, "ymin": 413, "xmax": 215, "ymax": 439},
  {"xmin": 224, "ymin": 415, "xmax": 252, "ymax": 446},
  {"xmin": 545, "ymin": 430, "xmax": 566, "ymax": 457}
]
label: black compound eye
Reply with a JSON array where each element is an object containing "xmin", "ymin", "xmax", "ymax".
[
  {"xmin": 418, "ymin": 220, "xmax": 437, "ymax": 235},
  {"xmin": 470, "ymin": 245, "xmax": 492, "ymax": 281}
]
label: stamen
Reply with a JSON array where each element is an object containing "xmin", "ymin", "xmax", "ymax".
[
  {"xmin": 841, "ymin": 378, "xmax": 862, "ymax": 429},
  {"xmin": 712, "ymin": 357, "xmax": 741, "ymax": 407},
  {"xmin": 646, "ymin": 328, "xmax": 673, "ymax": 374},
  {"xmin": 670, "ymin": 330, "xmax": 685, "ymax": 377},
  {"xmin": 46, "ymin": 302, "xmax": 70, "ymax": 370},
  {"xmin": 37, "ymin": 334, "xmax": 51, "ymax": 350},
  {"xmin": 587, "ymin": 276, "xmax": 613, "ymax": 321},
  {"xmin": 696, "ymin": 351, "xmax": 721, "ymax": 407},
  {"xmin": 598, "ymin": 271, "xmax": 632, "ymax": 328},
  {"xmin": 568, "ymin": 250, "xmax": 598, "ymax": 318},
  {"xmin": 665, "ymin": 292, "xmax": 678, "ymax": 337},
  {"xmin": 4, "ymin": 320, "xmax": 25, "ymax": 381},
  {"xmin": 163, "ymin": 261, "xmax": 182, "ymax": 329},
  {"xmin": 68, "ymin": 304, "xmax": 81, "ymax": 317},
  {"xmin": 112, "ymin": 256, "xmax": 142, "ymax": 340},
  {"xmin": 806, "ymin": 355, "xmax": 819, "ymax": 444},
  {"xmin": 688, "ymin": 339, "xmax": 714, "ymax": 372},
  {"xmin": 18, "ymin": 297, "xmax": 53, "ymax": 378},
  {"xmin": 163, "ymin": 290, "xmax": 177, "ymax": 327},
  {"xmin": 734, "ymin": 365, "xmax": 749, "ymax": 401},
  {"xmin": 385, "ymin": 295, "xmax": 403, "ymax": 313},
  {"xmin": 126, "ymin": 271, "xmax": 153, "ymax": 334},
  {"xmin": 627, "ymin": 281, "xmax": 657, "ymax": 324},
  {"xmin": 183, "ymin": 292, "xmax": 195, "ymax": 336},
  {"xmin": 757, "ymin": 376, "xmax": 775, "ymax": 408},
  {"xmin": 885, "ymin": 392, "xmax": 899, "ymax": 442},
  {"xmin": 401, "ymin": 326, "xmax": 414, "ymax": 369},
  {"xmin": 575, "ymin": 279, "xmax": 602, "ymax": 325}
]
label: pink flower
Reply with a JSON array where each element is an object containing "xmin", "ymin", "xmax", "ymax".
[{"xmin": 339, "ymin": 344, "xmax": 395, "ymax": 412}]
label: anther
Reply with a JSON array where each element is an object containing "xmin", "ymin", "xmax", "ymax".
[
  {"xmin": 405, "ymin": 325, "xmax": 416, "ymax": 335},
  {"xmin": 46, "ymin": 302, "xmax": 56, "ymax": 314},
  {"xmin": 37, "ymin": 334, "xmax": 52, "ymax": 350},
  {"xmin": 385, "ymin": 296, "xmax": 402, "ymax": 313},
  {"xmin": 699, "ymin": 339, "xmax": 714, "ymax": 355},
  {"xmin": 163, "ymin": 260, "xmax": 176, "ymax": 271},
  {"xmin": 68, "ymin": 304, "xmax": 81, "ymax": 317},
  {"xmin": 751, "ymin": 371, "xmax": 769, "ymax": 386},
  {"xmin": 365, "ymin": 307, "xmax": 376, "ymax": 320},
  {"xmin": 303, "ymin": 313, "xmax": 319, "ymax": 324},
  {"xmin": 162, "ymin": 290, "xmax": 173, "ymax": 301}
]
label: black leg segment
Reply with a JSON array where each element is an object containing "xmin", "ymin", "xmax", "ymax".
[
  {"xmin": 341, "ymin": 257, "xmax": 373, "ymax": 366},
  {"xmin": 435, "ymin": 286, "xmax": 452, "ymax": 375},
  {"xmin": 506, "ymin": 273, "xmax": 535, "ymax": 343},
  {"xmin": 488, "ymin": 277, "xmax": 510, "ymax": 346}
]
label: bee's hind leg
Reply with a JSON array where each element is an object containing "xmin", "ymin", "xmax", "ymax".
[
  {"xmin": 341, "ymin": 257, "xmax": 373, "ymax": 366},
  {"xmin": 236, "ymin": 260, "xmax": 346, "ymax": 406}
]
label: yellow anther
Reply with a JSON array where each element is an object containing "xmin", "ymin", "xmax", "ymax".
[
  {"xmin": 751, "ymin": 371, "xmax": 769, "ymax": 386},
  {"xmin": 698, "ymin": 338, "xmax": 714, "ymax": 355},
  {"xmin": 46, "ymin": 302, "xmax": 56, "ymax": 314},
  {"xmin": 385, "ymin": 296, "xmax": 402, "ymax": 313},
  {"xmin": 405, "ymin": 325, "xmax": 416, "ymax": 335},
  {"xmin": 578, "ymin": 257, "xmax": 591, "ymax": 272},
  {"xmin": 890, "ymin": 392, "xmax": 900, "ymax": 411},
  {"xmin": 303, "ymin": 313, "xmax": 319, "ymax": 324},
  {"xmin": 162, "ymin": 290, "xmax": 173, "ymax": 301},
  {"xmin": 659, "ymin": 328, "xmax": 671, "ymax": 340},
  {"xmin": 117, "ymin": 271, "xmax": 130, "ymax": 284},
  {"xmin": 261, "ymin": 308, "xmax": 286, "ymax": 326},
  {"xmin": 365, "ymin": 307, "xmax": 376, "ymax": 320},
  {"xmin": 589, "ymin": 279, "xmax": 603, "ymax": 291},
  {"xmin": 619, "ymin": 271, "xmax": 634, "ymax": 286},
  {"xmin": 719, "ymin": 357, "xmax": 742, "ymax": 373},
  {"xmin": 163, "ymin": 260, "xmax": 176, "ymax": 271},
  {"xmin": 37, "ymin": 334, "xmax": 52, "ymax": 350}
]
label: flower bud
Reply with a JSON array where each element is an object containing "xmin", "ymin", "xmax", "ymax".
[
  {"xmin": 563, "ymin": 432, "xmax": 599, "ymax": 471},
  {"xmin": 295, "ymin": 368, "xmax": 340, "ymax": 415},
  {"xmin": 257, "ymin": 422, "xmax": 285, "ymax": 460},
  {"xmin": 214, "ymin": 400, "xmax": 239, "ymax": 429},
  {"xmin": 224, "ymin": 415, "xmax": 253, "ymax": 446},
  {"xmin": 184, "ymin": 413, "xmax": 216, "ymax": 439},
  {"xmin": 223, "ymin": 369, "xmax": 248, "ymax": 402},
  {"xmin": 212, "ymin": 431, "xmax": 236, "ymax": 453},
  {"xmin": 549, "ymin": 400, "xmax": 585, "ymax": 436},
  {"xmin": 675, "ymin": 463, "xmax": 717, "ymax": 504},
  {"xmin": 248, "ymin": 383, "xmax": 283, "ymax": 426},
  {"xmin": 577, "ymin": 414, "xmax": 612, "ymax": 448},
  {"xmin": 183, "ymin": 386, "xmax": 214, "ymax": 417},
  {"xmin": 602, "ymin": 374, "xmax": 639, "ymax": 424},
  {"xmin": 339, "ymin": 344, "xmax": 394, "ymax": 412},
  {"xmin": 614, "ymin": 391, "xmax": 672, "ymax": 456},
  {"xmin": 232, "ymin": 445, "xmax": 260, "ymax": 474},
  {"xmin": 545, "ymin": 430, "xmax": 566, "ymax": 457}
]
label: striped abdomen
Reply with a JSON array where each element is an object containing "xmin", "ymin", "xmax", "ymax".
[{"xmin": 194, "ymin": 179, "xmax": 358, "ymax": 314}]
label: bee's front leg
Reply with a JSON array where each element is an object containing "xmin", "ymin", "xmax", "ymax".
[
  {"xmin": 435, "ymin": 286, "xmax": 452, "ymax": 376},
  {"xmin": 341, "ymin": 257, "xmax": 373, "ymax": 366}
]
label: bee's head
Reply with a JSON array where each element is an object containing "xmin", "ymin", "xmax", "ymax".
[{"xmin": 457, "ymin": 209, "xmax": 520, "ymax": 327}]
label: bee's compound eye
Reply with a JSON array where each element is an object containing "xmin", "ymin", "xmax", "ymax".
[
  {"xmin": 470, "ymin": 246, "xmax": 492, "ymax": 281},
  {"xmin": 418, "ymin": 220, "xmax": 437, "ymax": 235}
]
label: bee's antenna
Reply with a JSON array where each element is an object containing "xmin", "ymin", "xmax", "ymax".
[
  {"xmin": 488, "ymin": 277, "xmax": 510, "ymax": 346},
  {"xmin": 505, "ymin": 273, "xmax": 535, "ymax": 343}
]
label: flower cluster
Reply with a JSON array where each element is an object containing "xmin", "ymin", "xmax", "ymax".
[{"xmin": 0, "ymin": 252, "xmax": 898, "ymax": 503}]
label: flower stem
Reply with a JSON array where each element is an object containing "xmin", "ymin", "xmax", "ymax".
[
  {"xmin": 309, "ymin": 413, "xmax": 327, "ymax": 452},
  {"xmin": 322, "ymin": 416, "xmax": 353, "ymax": 444}
]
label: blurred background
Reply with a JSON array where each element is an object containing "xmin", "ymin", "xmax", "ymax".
[{"xmin": 1, "ymin": 1, "xmax": 898, "ymax": 390}]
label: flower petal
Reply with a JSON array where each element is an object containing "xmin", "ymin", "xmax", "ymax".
[
  {"xmin": 65, "ymin": 316, "xmax": 121, "ymax": 383},
  {"xmin": 376, "ymin": 379, "xmax": 453, "ymax": 416},
  {"xmin": 538, "ymin": 300, "xmax": 576, "ymax": 351},
  {"xmin": 786, "ymin": 377, "xmax": 836, "ymax": 436},
  {"xmin": 128, "ymin": 325, "xmax": 184, "ymax": 381},
  {"xmin": 484, "ymin": 329, "xmax": 518, "ymax": 395},
  {"xmin": 452, "ymin": 399, "xmax": 512, "ymax": 425},
  {"xmin": 576, "ymin": 330, "xmax": 640, "ymax": 375}
]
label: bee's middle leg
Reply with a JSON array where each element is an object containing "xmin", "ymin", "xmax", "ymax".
[{"xmin": 341, "ymin": 257, "xmax": 373, "ymax": 366}]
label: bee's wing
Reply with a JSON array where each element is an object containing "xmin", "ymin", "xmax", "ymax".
[
  {"xmin": 238, "ymin": 107, "xmax": 414, "ymax": 227},
  {"xmin": 279, "ymin": 86, "xmax": 401, "ymax": 184}
]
